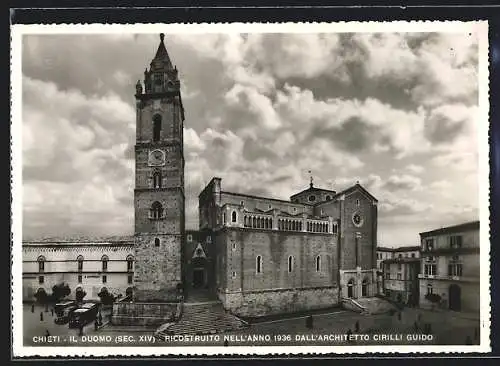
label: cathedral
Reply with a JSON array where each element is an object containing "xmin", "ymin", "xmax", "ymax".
[{"xmin": 23, "ymin": 34, "xmax": 379, "ymax": 319}]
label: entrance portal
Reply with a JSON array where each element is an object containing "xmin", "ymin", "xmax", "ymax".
[
  {"xmin": 449, "ymin": 284, "xmax": 461, "ymax": 311},
  {"xmin": 347, "ymin": 279, "xmax": 354, "ymax": 298},
  {"xmin": 193, "ymin": 269, "xmax": 205, "ymax": 289},
  {"xmin": 362, "ymin": 278, "xmax": 369, "ymax": 297}
]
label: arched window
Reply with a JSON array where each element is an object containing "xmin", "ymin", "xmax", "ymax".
[
  {"xmin": 37, "ymin": 255, "xmax": 46, "ymax": 272},
  {"xmin": 77, "ymin": 255, "xmax": 84, "ymax": 272},
  {"xmin": 101, "ymin": 255, "xmax": 109, "ymax": 272},
  {"xmin": 326, "ymin": 195, "xmax": 331, "ymax": 201},
  {"xmin": 347, "ymin": 279, "xmax": 355, "ymax": 298},
  {"xmin": 356, "ymin": 199, "xmax": 360, "ymax": 207},
  {"xmin": 151, "ymin": 201, "xmax": 163, "ymax": 219},
  {"xmin": 154, "ymin": 238, "xmax": 160, "ymax": 247},
  {"xmin": 316, "ymin": 255, "xmax": 321, "ymax": 272},
  {"xmin": 126, "ymin": 255, "xmax": 134, "ymax": 271},
  {"xmin": 223, "ymin": 212, "xmax": 227, "ymax": 224},
  {"xmin": 427, "ymin": 283, "xmax": 433, "ymax": 295},
  {"xmin": 288, "ymin": 256, "xmax": 294, "ymax": 272},
  {"xmin": 256, "ymin": 255, "xmax": 262, "ymax": 273},
  {"xmin": 153, "ymin": 170, "xmax": 162, "ymax": 188},
  {"xmin": 231, "ymin": 211, "xmax": 237, "ymax": 223},
  {"xmin": 153, "ymin": 114, "xmax": 162, "ymax": 142}
]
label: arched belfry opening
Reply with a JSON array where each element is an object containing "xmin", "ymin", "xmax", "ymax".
[{"xmin": 153, "ymin": 114, "xmax": 162, "ymax": 142}]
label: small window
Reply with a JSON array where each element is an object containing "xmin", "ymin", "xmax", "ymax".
[
  {"xmin": 293, "ymin": 207, "xmax": 297, "ymax": 212},
  {"xmin": 411, "ymin": 253, "xmax": 415, "ymax": 258},
  {"xmin": 101, "ymin": 255, "xmax": 109, "ymax": 271},
  {"xmin": 155, "ymin": 238, "xmax": 160, "ymax": 247},
  {"xmin": 256, "ymin": 255, "xmax": 262, "ymax": 273},
  {"xmin": 288, "ymin": 256, "xmax": 294, "ymax": 272},
  {"xmin": 326, "ymin": 195, "xmax": 331, "ymax": 201},
  {"xmin": 268, "ymin": 204, "xmax": 272, "ymax": 209},
  {"xmin": 77, "ymin": 255, "xmax": 84, "ymax": 271},
  {"xmin": 308, "ymin": 195, "xmax": 316, "ymax": 202},
  {"xmin": 427, "ymin": 283, "xmax": 433, "ymax": 295},
  {"xmin": 153, "ymin": 171, "xmax": 162, "ymax": 188},
  {"xmin": 102, "ymin": 275, "xmax": 107, "ymax": 284},
  {"xmin": 231, "ymin": 211, "xmax": 237, "ymax": 223},
  {"xmin": 37, "ymin": 255, "xmax": 45, "ymax": 272},
  {"xmin": 187, "ymin": 234, "xmax": 192, "ymax": 242},
  {"xmin": 128, "ymin": 275, "xmax": 133, "ymax": 284},
  {"xmin": 38, "ymin": 276, "xmax": 44, "ymax": 284},
  {"xmin": 316, "ymin": 256, "xmax": 321, "ymax": 272},
  {"xmin": 397, "ymin": 273, "xmax": 402, "ymax": 280},
  {"xmin": 232, "ymin": 241, "xmax": 236, "ymax": 250},
  {"xmin": 232, "ymin": 271, "xmax": 237, "ymax": 279},
  {"xmin": 78, "ymin": 275, "xmax": 82, "ymax": 283},
  {"xmin": 356, "ymin": 199, "xmax": 360, "ymax": 207},
  {"xmin": 398, "ymin": 254, "xmax": 402, "ymax": 258},
  {"xmin": 240, "ymin": 201, "xmax": 244, "ymax": 206},
  {"xmin": 127, "ymin": 255, "xmax": 134, "ymax": 271}
]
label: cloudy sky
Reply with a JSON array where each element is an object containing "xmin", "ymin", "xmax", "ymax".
[{"xmin": 21, "ymin": 31, "xmax": 481, "ymax": 246}]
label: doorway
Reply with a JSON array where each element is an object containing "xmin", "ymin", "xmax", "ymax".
[
  {"xmin": 362, "ymin": 278, "xmax": 369, "ymax": 297},
  {"xmin": 449, "ymin": 284, "xmax": 462, "ymax": 311},
  {"xmin": 347, "ymin": 279, "xmax": 354, "ymax": 298},
  {"xmin": 193, "ymin": 269, "xmax": 205, "ymax": 289}
]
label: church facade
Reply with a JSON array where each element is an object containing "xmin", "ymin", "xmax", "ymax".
[{"xmin": 23, "ymin": 34, "xmax": 379, "ymax": 318}]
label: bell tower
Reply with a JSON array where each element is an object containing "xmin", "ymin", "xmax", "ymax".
[{"xmin": 133, "ymin": 33, "xmax": 185, "ymax": 301}]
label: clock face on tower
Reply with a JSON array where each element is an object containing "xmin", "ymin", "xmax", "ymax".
[
  {"xmin": 148, "ymin": 149, "xmax": 165, "ymax": 166},
  {"xmin": 352, "ymin": 213, "xmax": 364, "ymax": 227}
]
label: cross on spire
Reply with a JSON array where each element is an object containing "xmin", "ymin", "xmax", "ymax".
[{"xmin": 308, "ymin": 170, "xmax": 314, "ymax": 188}]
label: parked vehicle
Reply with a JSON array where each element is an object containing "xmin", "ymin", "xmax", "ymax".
[
  {"xmin": 54, "ymin": 305, "xmax": 78, "ymax": 324},
  {"xmin": 54, "ymin": 301, "xmax": 76, "ymax": 317},
  {"xmin": 68, "ymin": 302, "xmax": 99, "ymax": 328}
]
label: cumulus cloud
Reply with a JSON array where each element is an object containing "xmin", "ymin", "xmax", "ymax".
[{"xmin": 19, "ymin": 31, "xmax": 481, "ymax": 246}]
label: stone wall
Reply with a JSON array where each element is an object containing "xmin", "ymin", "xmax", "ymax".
[
  {"xmin": 220, "ymin": 286, "xmax": 339, "ymax": 318},
  {"xmin": 112, "ymin": 302, "xmax": 180, "ymax": 326},
  {"xmin": 134, "ymin": 234, "xmax": 182, "ymax": 302},
  {"xmin": 217, "ymin": 228, "xmax": 338, "ymax": 292}
]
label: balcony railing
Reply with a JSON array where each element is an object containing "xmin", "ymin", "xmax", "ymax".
[{"xmin": 241, "ymin": 213, "xmax": 332, "ymax": 234}]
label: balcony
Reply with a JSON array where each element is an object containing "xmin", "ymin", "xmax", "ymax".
[{"xmin": 420, "ymin": 247, "xmax": 479, "ymax": 256}]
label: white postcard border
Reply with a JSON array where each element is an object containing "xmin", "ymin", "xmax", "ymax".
[{"xmin": 11, "ymin": 20, "xmax": 491, "ymax": 357}]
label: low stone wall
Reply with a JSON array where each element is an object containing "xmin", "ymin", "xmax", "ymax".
[
  {"xmin": 220, "ymin": 286, "xmax": 339, "ymax": 318},
  {"xmin": 111, "ymin": 302, "xmax": 180, "ymax": 326}
]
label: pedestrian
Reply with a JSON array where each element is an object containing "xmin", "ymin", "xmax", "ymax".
[
  {"xmin": 51, "ymin": 308, "xmax": 54, "ymax": 317},
  {"xmin": 31, "ymin": 304, "xmax": 35, "ymax": 313},
  {"xmin": 94, "ymin": 319, "xmax": 99, "ymax": 331},
  {"xmin": 223, "ymin": 340, "xmax": 229, "ymax": 347},
  {"xmin": 40, "ymin": 312, "xmax": 44, "ymax": 322},
  {"xmin": 45, "ymin": 329, "xmax": 50, "ymax": 337},
  {"xmin": 306, "ymin": 315, "xmax": 313, "ymax": 329},
  {"xmin": 98, "ymin": 312, "xmax": 103, "ymax": 326},
  {"xmin": 346, "ymin": 328, "xmax": 353, "ymax": 343},
  {"xmin": 355, "ymin": 320, "xmax": 360, "ymax": 333},
  {"xmin": 465, "ymin": 336, "xmax": 472, "ymax": 345}
]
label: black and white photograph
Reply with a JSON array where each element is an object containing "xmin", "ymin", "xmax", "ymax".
[{"xmin": 11, "ymin": 21, "xmax": 490, "ymax": 356}]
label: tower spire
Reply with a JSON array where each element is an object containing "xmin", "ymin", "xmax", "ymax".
[
  {"xmin": 152, "ymin": 33, "xmax": 173, "ymax": 70},
  {"xmin": 309, "ymin": 170, "xmax": 314, "ymax": 188}
]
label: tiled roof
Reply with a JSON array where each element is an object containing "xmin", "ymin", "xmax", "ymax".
[{"xmin": 419, "ymin": 220, "xmax": 480, "ymax": 237}]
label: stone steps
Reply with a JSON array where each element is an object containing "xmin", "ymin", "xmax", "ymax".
[
  {"xmin": 155, "ymin": 301, "xmax": 247, "ymax": 338},
  {"xmin": 354, "ymin": 297, "xmax": 397, "ymax": 314}
]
